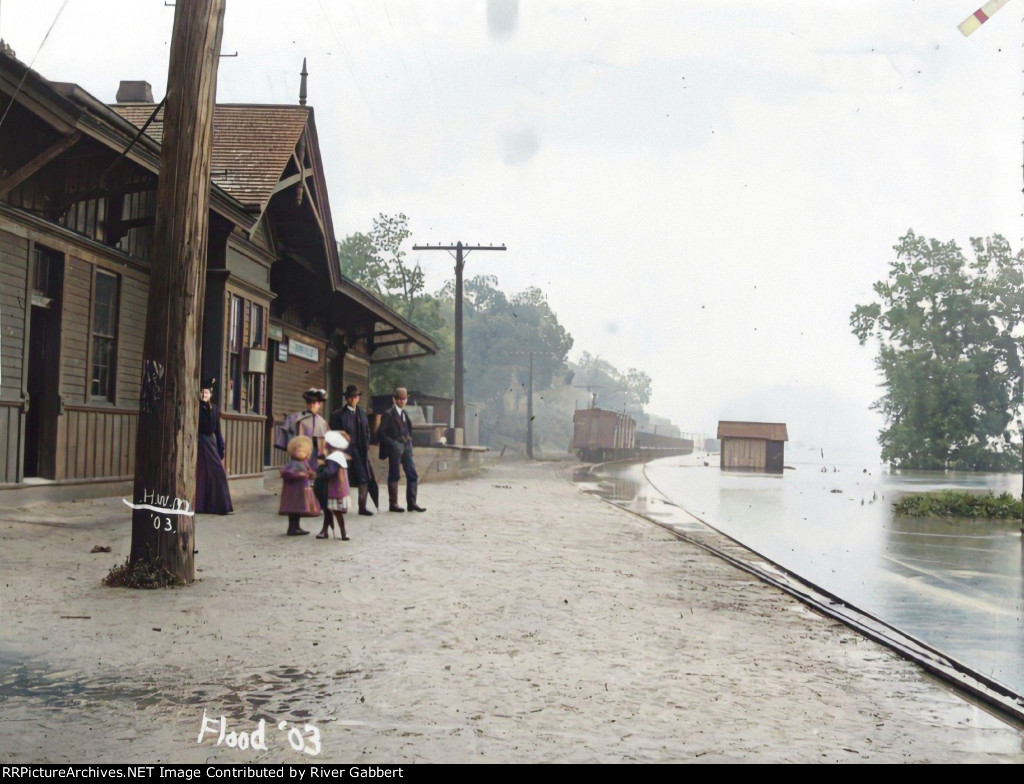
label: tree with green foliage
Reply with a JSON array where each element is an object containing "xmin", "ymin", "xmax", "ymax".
[
  {"xmin": 338, "ymin": 215, "xmax": 661, "ymax": 452},
  {"xmin": 338, "ymin": 213, "xmax": 426, "ymax": 320},
  {"xmin": 438, "ymin": 275, "xmax": 574, "ymax": 445},
  {"xmin": 575, "ymin": 352, "xmax": 651, "ymax": 415},
  {"xmin": 850, "ymin": 230, "xmax": 1023, "ymax": 471},
  {"xmin": 338, "ymin": 214, "xmax": 446, "ymax": 394},
  {"xmin": 338, "ymin": 231, "xmax": 386, "ymax": 296}
]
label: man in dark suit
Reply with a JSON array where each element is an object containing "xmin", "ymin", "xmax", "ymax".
[
  {"xmin": 376, "ymin": 387, "xmax": 426, "ymax": 513},
  {"xmin": 329, "ymin": 384, "xmax": 375, "ymax": 516}
]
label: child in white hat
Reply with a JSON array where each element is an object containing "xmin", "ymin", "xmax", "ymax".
[{"xmin": 315, "ymin": 430, "xmax": 352, "ymax": 540}]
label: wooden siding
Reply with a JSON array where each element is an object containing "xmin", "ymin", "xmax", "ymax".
[
  {"xmin": 226, "ymin": 243, "xmax": 271, "ymax": 290},
  {"xmin": 222, "ymin": 413, "xmax": 265, "ymax": 476},
  {"xmin": 269, "ymin": 437, "xmax": 288, "ymax": 468},
  {"xmin": 0, "ymin": 401, "xmax": 24, "ymax": 482},
  {"xmin": 0, "ymin": 229, "xmax": 29, "ymax": 399},
  {"xmin": 46, "ymin": 407, "xmax": 262, "ymax": 481},
  {"xmin": 721, "ymin": 438, "xmax": 767, "ymax": 471},
  {"xmin": 343, "ymin": 353, "xmax": 370, "ymax": 401},
  {"xmin": 58, "ymin": 406, "xmax": 137, "ymax": 480},
  {"xmin": 60, "ymin": 256, "xmax": 147, "ymax": 408},
  {"xmin": 61, "ymin": 256, "xmax": 92, "ymax": 404},
  {"xmin": 572, "ymin": 408, "xmax": 636, "ymax": 451},
  {"xmin": 270, "ymin": 330, "xmax": 327, "ymax": 421},
  {"xmin": 117, "ymin": 271, "xmax": 148, "ymax": 406}
]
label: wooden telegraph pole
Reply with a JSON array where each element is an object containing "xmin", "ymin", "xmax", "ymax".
[
  {"xmin": 127, "ymin": 0, "xmax": 226, "ymax": 584},
  {"xmin": 412, "ymin": 241, "xmax": 505, "ymax": 441},
  {"xmin": 510, "ymin": 350, "xmax": 554, "ymax": 459}
]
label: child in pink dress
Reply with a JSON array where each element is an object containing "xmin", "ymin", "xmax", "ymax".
[{"xmin": 279, "ymin": 435, "xmax": 321, "ymax": 536}]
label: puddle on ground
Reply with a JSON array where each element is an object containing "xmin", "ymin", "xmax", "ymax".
[{"xmin": 0, "ymin": 650, "xmax": 364, "ymax": 725}]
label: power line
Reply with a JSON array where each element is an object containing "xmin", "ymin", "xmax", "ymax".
[
  {"xmin": 314, "ymin": 0, "xmax": 378, "ymax": 124},
  {"xmin": 0, "ymin": 0, "xmax": 72, "ymax": 132}
]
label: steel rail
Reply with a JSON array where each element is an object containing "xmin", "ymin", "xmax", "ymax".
[{"xmin": 562, "ymin": 460, "xmax": 1024, "ymax": 728}]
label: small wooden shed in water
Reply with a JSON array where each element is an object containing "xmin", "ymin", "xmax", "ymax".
[{"xmin": 717, "ymin": 421, "xmax": 788, "ymax": 474}]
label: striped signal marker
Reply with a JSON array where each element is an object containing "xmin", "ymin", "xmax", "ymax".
[{"xmin": 959, "ymin": 0, "xmax": 1011, "ymax": 36}]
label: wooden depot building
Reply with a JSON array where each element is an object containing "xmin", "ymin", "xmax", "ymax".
[
  {"xmin": 0, "ymin": 51, "xmax": 435, "ymax": 496},
  {"xmin": 716, "ymin": 420, "xmax": 788, "ymax": 474}
]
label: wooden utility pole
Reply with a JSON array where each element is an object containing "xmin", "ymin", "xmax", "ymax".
[
  {"xmin": 510, "ymin": 350, "xmax": 554, "ymax": 459},
  {"xmin": 573, "ymin": 383, "xmax": 604, "ymax": 409},
  {"xmin": 412, "ymin": 241, "xmax": 505, "ymax": 439},
  {"xmin": 127, "ymin": 0, "xmax": 226, "ymax": 584}
]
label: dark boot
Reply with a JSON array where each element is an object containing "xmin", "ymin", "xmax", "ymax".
[
  {"xmin": 388, "ymin": 481, "xmax": 405, "ymax": 512},
  {"xmin": 407, "ymin": 482, "xmax": 426, "ymax": 513},
  {"xmin": 337, "ymin": 512, "xmax": 349, "ymax": 541},
  {"xmin": 287, "ymin": 514, "xmax": 309, "ymax": 536},
  {"xmin": 358, "ymin": 484, "xmax": 373, "ymax": 516},
  {"xmin": 315, "ymin": 511, "xmax": 333, "ymax": 539}
]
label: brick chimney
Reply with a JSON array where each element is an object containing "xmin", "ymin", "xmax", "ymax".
[{"xmin": 115, "ymin": 80, "xmax": 154, "ymax": 103}]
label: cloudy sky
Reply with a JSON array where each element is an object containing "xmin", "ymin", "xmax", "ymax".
[{"xmin": 2, "ymin": 0, "xmax": 1020, "ymax": 463}]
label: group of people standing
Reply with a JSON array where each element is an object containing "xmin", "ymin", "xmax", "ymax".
[
  {"xmin": 193, "ymin": 382, "xmax": 427, "ymax": 539},
  {"xmin": 277, "ymin": 385, "xmax": 425, "ymax": 538}
]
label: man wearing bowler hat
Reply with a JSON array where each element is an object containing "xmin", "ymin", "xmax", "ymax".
[
  {"xmin": 329, "ymin": 384, "xmax": 376, "ymax": 515},
  {"xmin": 376, "ymin": 387, "xmax": 426, "ymax": 513}
]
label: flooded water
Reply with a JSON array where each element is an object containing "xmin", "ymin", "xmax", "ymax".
[{"xmin": 599, "ymin": 453, "xmax": 1024, "ymax": 695}]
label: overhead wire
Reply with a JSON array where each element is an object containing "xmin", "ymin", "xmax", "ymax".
[
  {"xmin": 0, "ymin": 0, "xmax": 72, "ymax": 132},
  {"xmin": 313, "ymin": 0, "xmax": 379, "ymax": 124},
  {"xmin": 377, "ymin": 0, "xmax": 411, "ymax": 81},
  {"xmin": 369, "ymin": 0, "xmax": 445, "ymax": 166},
  {"xmin": 404, "ymin": 0, "xmax": 442, "ymax": 112},
  {"xmin": 361, "ymin": 0, "xmax": 443, "ymax": 145}
]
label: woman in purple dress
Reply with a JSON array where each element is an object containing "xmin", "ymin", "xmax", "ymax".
[{"xmin": 195, "ymin": 379, "xmax": 233, "ymax": 515}]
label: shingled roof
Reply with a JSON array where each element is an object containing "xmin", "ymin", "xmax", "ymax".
[{"xmin": 111, "ymin": 103, "xmax": 310, "ymax": 211}]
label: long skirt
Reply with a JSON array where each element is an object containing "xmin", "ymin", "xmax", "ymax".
[{"xmin": 195, "ymin": 433, "xmax": 233, "ymax": 515}]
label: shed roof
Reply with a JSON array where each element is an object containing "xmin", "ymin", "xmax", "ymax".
[
  {"xmin": 717, "ymin": 421, "xmax": 789, "ymax": 441},
  {"xmin": 112, "ymin": 103, "xmax": 310, "ymax": 210}
]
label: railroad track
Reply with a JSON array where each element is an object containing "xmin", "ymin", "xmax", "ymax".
[{"xmin": 562, "ymin": 460, "xmax": 1024, "ymax": 728}]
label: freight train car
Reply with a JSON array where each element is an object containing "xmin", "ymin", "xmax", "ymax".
[
  {"xmin": 634, "ymin": 430, "xmax": 695, "ymax": 453},
  {"xmin": 572, "ymin": 408, "xmax": 636, "ymax": 462},
  {"xmin": 572, "ymin": 409, "xmax": 695, "ymax": 463}
]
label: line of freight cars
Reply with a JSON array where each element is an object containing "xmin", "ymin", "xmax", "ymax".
[{"xmin": 571, "ymin": 408, "xmax": 693, "ymax": 463}]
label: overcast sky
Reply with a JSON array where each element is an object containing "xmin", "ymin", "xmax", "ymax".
[{"xmin": 2, "ymin": 0, "xmax": 1020, "ymax": 463}]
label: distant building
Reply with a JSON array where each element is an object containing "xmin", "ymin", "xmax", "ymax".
[{"xmin": 717, "ymin": 421, "xmax": 788, "ymax": 474}]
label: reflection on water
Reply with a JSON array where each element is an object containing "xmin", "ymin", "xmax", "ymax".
[{"xmin": 599, "ymin": 454, "xmax": 1024, "ymax": 695}]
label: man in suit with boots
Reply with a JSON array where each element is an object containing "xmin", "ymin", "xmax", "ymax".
[{"xmin": 377, "ymin": 387, "xmax": 426, "ymax": 513}]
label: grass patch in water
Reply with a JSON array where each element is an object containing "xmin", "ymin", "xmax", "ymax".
[{"xmin": 893, "ymin": 490, "xmax": 1023, "ymax": 519}]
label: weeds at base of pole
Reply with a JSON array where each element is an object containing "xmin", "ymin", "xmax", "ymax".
[{"xmin": 103, "ymin": 557, "xmax": 185, "ymax": 589}]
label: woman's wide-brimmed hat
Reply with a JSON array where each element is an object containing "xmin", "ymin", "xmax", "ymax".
[
  {"xmin": 303, "ymin": 387, "xmax": 327, "ymax": 403},
  {"xmin": 201, "ymin": 377, "xmax": 216, "ymax": 390}
]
